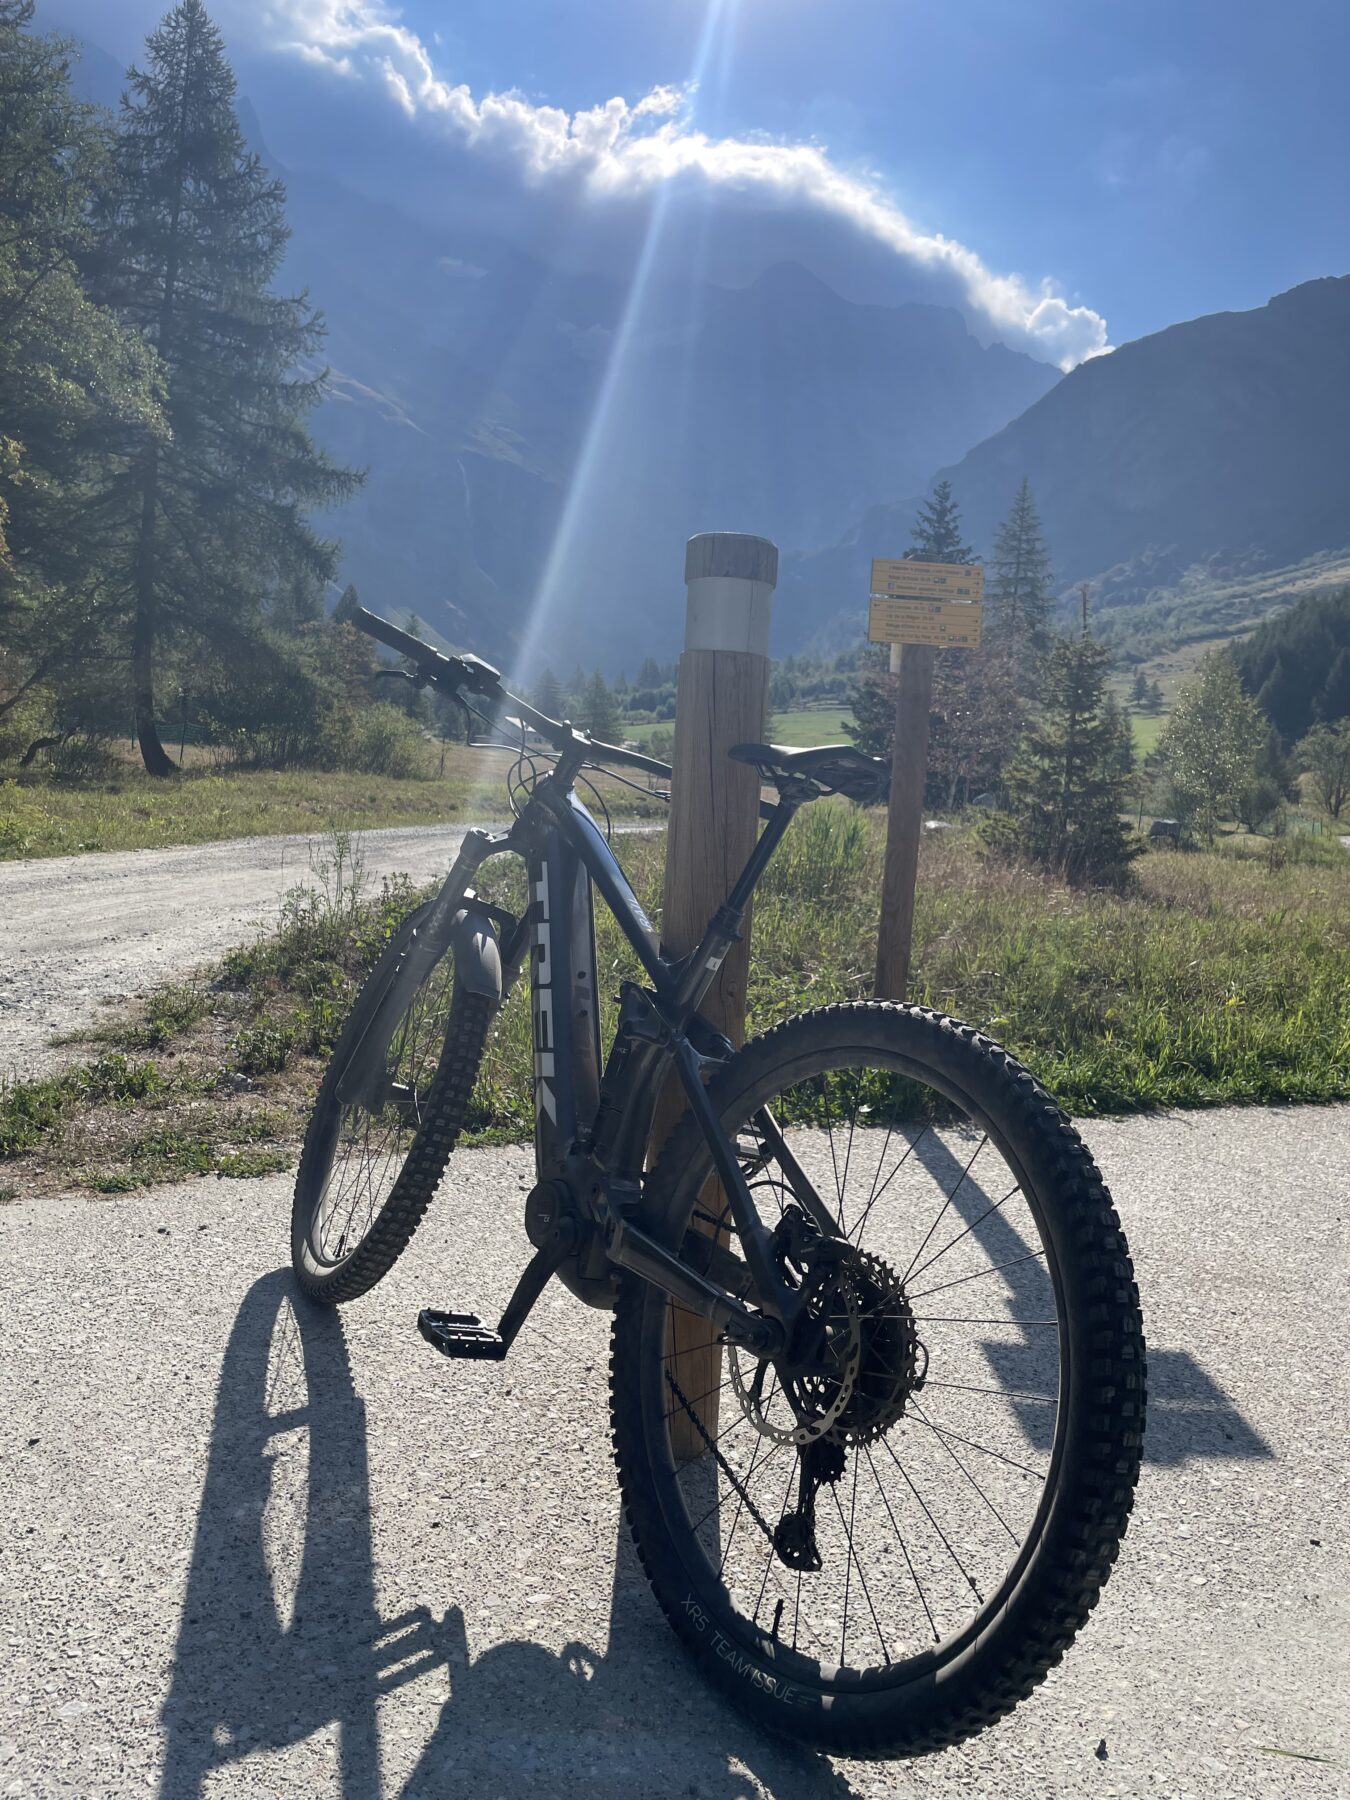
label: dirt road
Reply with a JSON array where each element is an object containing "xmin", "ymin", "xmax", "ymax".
[{"xmin": 0, "ymin": 824, "xmax": 480, "ymax": 1081}]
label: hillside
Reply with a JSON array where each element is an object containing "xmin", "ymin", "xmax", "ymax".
[
  {"xmin": 781, "ymin": 278, "xmax": 1350, "ymax": 650},
  {"xmin": 58, "ymin": 21, "xmax": 1060, "ymax": 670},
  {"xmin": 283, "ymin": 209, "xmax": 1058, "ymax": 668}
]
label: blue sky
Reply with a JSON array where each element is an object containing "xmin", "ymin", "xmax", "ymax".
[{"xmin": 50, "ymin": 0, "xmax": 1350, "ymax": 364}]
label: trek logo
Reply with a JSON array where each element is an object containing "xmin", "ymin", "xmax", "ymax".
[{"xmin": 532, "ymin": 864, "xmax": 557, "ymax": 1123}]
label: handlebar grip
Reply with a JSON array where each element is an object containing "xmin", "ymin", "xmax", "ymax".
[{"xmin": 350, "ymin": 605, "xmax": 436, "ymax": 663}]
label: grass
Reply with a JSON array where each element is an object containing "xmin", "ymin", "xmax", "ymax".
[
  {"xmin": 1129, "ymin": 711, "xmax": 1168, "ymax": 757},
  {"xmin": 0, "ymin": 744, "xmax": 663, "ymax": 861},
  {"xmin": 3, "ymin": 809, "xmax": 1346, "ymax": 1193},
  {"xmin": 625, "ymin": 707, "xmax": 856, "ymax": 755},
  {"xmin": 765, "ymin": 707, "xmax": 857, "ymax": 747}
]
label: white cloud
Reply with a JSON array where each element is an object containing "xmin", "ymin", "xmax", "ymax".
[{"xmin": 251, "ymin": 0, "xmax": 1108, "ymax": 367}]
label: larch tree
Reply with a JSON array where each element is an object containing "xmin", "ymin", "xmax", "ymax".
[{"xmin": 93, "ymin": 0, "xmax": 359, "ymax": 774}]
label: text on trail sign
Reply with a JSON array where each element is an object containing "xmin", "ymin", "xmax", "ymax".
[
  {"xmin": 868, "ymin": 597, "xmax": 983, "ymax": 649},
  {"xmin": 870, "ymin": 559, "xmax": 985, "ymax": 602}
]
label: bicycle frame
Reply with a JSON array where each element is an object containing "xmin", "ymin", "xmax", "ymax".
[{"xmin": 416, "ymin": 752, "xmax": 808, "ymax": 1356}]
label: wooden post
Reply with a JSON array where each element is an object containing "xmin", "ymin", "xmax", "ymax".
[
  {"xmin": 874, "ymin": 642, "xmax": 936, "ymax": 1001},
  {"xmin": 656, "ymin": 532, "xmax": 776, "ymax": 1461}
]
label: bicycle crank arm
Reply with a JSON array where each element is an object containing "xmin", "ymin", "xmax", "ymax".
[{"xmin": 419, "ymin": 1215, "xmax": 582, "ymax": 1362}]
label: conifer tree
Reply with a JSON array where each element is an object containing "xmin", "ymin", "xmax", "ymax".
[
  {"xmin": 991, "ymin": 591, "xmax": 1137, "ymax": 886},
  {"xmin": 986, "ymin": 478, "xmax": 1052, "ymax": 691},
  {"xmin": 0, "ymin": 1, "xmax": 163, "ymax": 732},
  {"xmin": 93, "ymin": 0, "xmax": 359, "ymax": 774},
  {"xmin": 580, "ymin": 670, "xmax": 620, "ymax": 742},
  {"xmin": 848, "ymin": 481, "xmax": 974, "ymax": 760},
  {"xmin": 907, "ymin": 479, "xmax": 973, "ymax": 563},
  {"xmin": 844, "ymin": 646, "xmax": 895, "ymax": 759},
  {"xmin": 533, "ymin": 667, "xmax": 563, "ymax": 718}
]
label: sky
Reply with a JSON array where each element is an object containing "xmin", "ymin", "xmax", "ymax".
[{"xmin": 47, "ymin": 0, "xmax": 1350, "ymax": 369}]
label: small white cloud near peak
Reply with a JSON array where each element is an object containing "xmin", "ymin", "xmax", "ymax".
[{"xmin": 248, "ymin": 0, "xmax": 1109, "ymax": 367}]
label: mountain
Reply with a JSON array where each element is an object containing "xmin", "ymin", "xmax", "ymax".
[
  {"xmin": 784, "ymin": 276, "xmax": 1350, "ymax": 647},
  {"xmin": 282, "ymin": 198, "xmax": 1059, "ymax": 667},
  {"xmin": 55, "ymin": 17, "xmax": 1061, "ymax": 669}
]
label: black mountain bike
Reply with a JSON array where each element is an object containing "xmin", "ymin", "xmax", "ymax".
[{"xmin": 291, "ymin": 607, "xmax": 1146, "ymax": 1759}]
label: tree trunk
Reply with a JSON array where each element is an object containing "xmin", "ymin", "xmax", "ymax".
[{"xmin": 133, "ymin": 451, "xmax": 176, "ymax": 778}]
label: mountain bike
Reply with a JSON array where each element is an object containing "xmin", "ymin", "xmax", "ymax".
[{"xmin": 290, "ymin": 606, "xmax": 1146, "ymax": 1758}]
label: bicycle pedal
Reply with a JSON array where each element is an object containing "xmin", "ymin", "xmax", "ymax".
[{"xmin": 417, "ymin": 1308, "xmax": 507, "ymax": 1361}]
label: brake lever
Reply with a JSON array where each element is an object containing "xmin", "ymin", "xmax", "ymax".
[{"xmin": 370, "ymin": 668, "xmax": 424, "ymax": 691}]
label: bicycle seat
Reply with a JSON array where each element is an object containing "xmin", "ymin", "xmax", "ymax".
[{"xmin": 729, "ymin": 742, "xmax": 889, "ymax": 805}]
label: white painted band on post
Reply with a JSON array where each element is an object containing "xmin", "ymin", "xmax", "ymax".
[{"xmin": 683, "ymin": 532, "xmax": 778, "ymax": 656}]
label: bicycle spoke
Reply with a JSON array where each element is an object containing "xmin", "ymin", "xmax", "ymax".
[
  {"xmin": 641, "ymin": 1025, "xmax": 1100, "ymax": 1701},
  {"xmin": 908, "ymin": 1247, "xmax": 1048, "ymax": 1303},
  {"xmin": 863, "ymin": 1442, "xmax": 938, "ymax": 1644},
  {"xmin": 851, "ymin": 1121, "xmax": 934, "ymax": 1250},
  {"xmin": 831, "ymin": 1458, "xmax": 890, "ymax": 1667},
  {"xmin": 904, "ymin": 1411, "xmax": 1046, "ymax": 1481},
  {"xmin": 906, "ymin": 1183, "xmax": 1023, "ymax": 1284},
  {"xmin": 908, "ymin": 1400, "xmax": 1021, "ymax": 1542},
  {"xmin": 880, "ymin": 1437, "xmax": 984, "ymax": 1603},
  {"xmin": 921, "ymin": 1379, "xmax": 1058, "ymax": 1404},
  {"xmin": 900, "ymin": 1134, "xmax": 988, "ymax": 1285}
]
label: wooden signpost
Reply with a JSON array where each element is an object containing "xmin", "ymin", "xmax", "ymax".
[{"xmin": 871, "ymin": 560, "xmax": 984, "ymax": 1001}]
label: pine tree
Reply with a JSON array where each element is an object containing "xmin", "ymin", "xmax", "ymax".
[
  {"xmin": 848, "ymin": 482, "xmax": 973, "ymax": 762},
  {"xmin": 985, "ymin": 478, "xmax": 1052, "ymax": 691},
  {"xmin": 908, "ymin": 479, "xmax": 973, "ymax": 563},
  {"xmin": 579, "ymin": 670, "xmax": 620, "ymax": 742},
  {"xmin": 845, "ymin": 646, "xmax": 897, "ymax": 759},
  {"xmin": 93, "ymin": 0, "xmax": 359, "ymax": 774},
  {"xmin": 0, "ymin": 1, "xmax": 164, "ymax": 736},
  {"xmin": 533, "ymin": 666, "xmax": 563, "ymax": 718},
  {"xmin": 991, "ymin": 595, "xmax": 1138, "ymax": 886},
  {"xmin": 1131, "ymin": 670, "xmax": 1150, "ymax": 707}
]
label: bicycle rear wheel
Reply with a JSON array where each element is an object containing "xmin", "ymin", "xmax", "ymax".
[
  {"xmin": 610, "ymin": 1002, "xmax": 1145, "ymax": 1757},
  {"xmin": 291, "ymin": 903, "xmax": 495, "ymax": 1305}
]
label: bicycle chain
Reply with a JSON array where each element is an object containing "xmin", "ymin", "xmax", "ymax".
[{"xmin": 664, "ymin": 1368, "xmax": 778, "ymax": 1547}]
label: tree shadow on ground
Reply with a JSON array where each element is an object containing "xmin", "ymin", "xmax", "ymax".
[{"xmin": 160, "ymin": 1271, "xmax": 861, "ymax": 1800}]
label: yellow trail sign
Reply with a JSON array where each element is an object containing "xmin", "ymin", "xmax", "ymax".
[
  {"xmin": 870, "ymin": 559, "xmax": 984, "ymax": 602},
  {"xmin": 868, "ymin": 596, "xmax": 983, "ymax": 649}
]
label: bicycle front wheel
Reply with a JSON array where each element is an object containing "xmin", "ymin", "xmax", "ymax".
[
  {"xmin": 291, "ymin": 903, "xmax": 495, "ymax": 1305},
  {"xmin": 610, "ymin": 1002, "xmax": 1145, "ymax": 1757}
]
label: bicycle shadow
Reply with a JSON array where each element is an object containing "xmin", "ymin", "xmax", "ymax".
[
  {"xmin": 401, "ymin": 1525, "xmax": 861, "ymax": 1800},
  {"xmin": 161, "ymin": 1271, "xmax": 861, "ymax": 1800}
]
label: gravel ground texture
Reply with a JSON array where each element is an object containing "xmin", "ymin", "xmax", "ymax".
[
  {"xmin": 0, "ymin": 824, "xmax": 483, "ymax": 1082},
  {"xmin": 2, "ymin": 1104, "xmax": 1346, "ymax": 1800}
]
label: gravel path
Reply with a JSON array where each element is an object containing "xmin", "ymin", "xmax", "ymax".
[
  {"xmin": 2, "ymin": 1105, "xmax": 1346, "ymax": 1798},
  {"xmin": 0, "ymin": 824, "xmax": 485, "ymax": 1082}
]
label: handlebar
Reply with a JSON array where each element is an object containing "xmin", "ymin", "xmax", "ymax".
[{"xmin": 349, "ymin": 603, "xmax": 672, "ymax": 783}]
